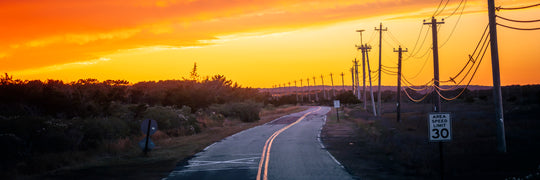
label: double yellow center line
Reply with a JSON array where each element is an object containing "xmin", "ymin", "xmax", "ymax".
[{"xmin": 256, "ymin": 107, "xmax": 321, "ymax": 180}]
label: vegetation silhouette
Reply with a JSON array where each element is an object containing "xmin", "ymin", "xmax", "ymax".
[{"xmin": 0, "ymin": 71, "xmax": 270, "ymax": 177}]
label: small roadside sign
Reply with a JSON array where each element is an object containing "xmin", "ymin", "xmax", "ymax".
[
  {"xmin": 428, "ymin": 113, "xmax": 452, "ymax": 141},
  {"xmin": 141, "ymin": 119, "xmax": 158, "ymax": 155},
  {"xmin": 139, "ymin": 138, "xmax": 155, "ymax": 150},
  {"xmin": 333, "ymin": 100, "xmax": 340, "ymax": 108},
  {"xmin": 141, "ymin": 119, "xmax": 158, "ymax": 135}
]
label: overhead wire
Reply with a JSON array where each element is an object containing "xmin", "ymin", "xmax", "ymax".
[
  {"xmin": 435, "ymin": 26, "xmax": 490, "ymax": 90},
  {"xmin": 496, "ymin": 23, "xmax": 540, "ymax": 31},
  {"xmin": 432, "ymin": 0, "xmax": 446, "ymax": 17},
  {"xmin": 406, "ymin": 49, "xmax": 432, "ymax": 80},
  {"xmin": 497, "ymin": 3, "xmax": 540, "ymax": 11},
  {"xmin": 403, "ymin": 85, "xmax": 433, "ymax": 102},
  {"xmin": 439, "ymin": 0, "xmax": 467, "ymax": 48},
  {"xmin": 435, "ymin": 35, "xmax": 489, "ymax": 100},
  {"xmin": 434, "ymin": 0, "xmax": 451, "ymax": 17},
  {"xmin": 404, "ymin": 26, "xmax": 431, "ymax": 60},
  {"xmin": 444, "ymin": 0, "xmax": 465, "ymax": 19},
  {"xmin": 496, "ymin": 15, "xmax": 540, "ymax": 23}
]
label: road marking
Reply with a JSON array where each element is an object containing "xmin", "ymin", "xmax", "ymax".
[
  {"xmin": 186, "ymin": 157, "xmax": 260, "ymax": 167},
  {"xmin": 256, "ymin": 106, "xmax": 322, "ymax": 180}
]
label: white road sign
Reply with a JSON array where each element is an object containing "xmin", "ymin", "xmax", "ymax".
[
  {"xmin": 333, "ymin": 100, "xmax": 340, "ymax": 108},
  {"xmin": 429, "ymin": 113, "xmax": 451, "ymax": 141}
]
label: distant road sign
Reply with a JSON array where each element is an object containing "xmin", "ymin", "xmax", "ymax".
[
  {"xmin": 333, "ymin": 100, "xmax": 340, "ymax": 108},
  {"xmin": 429, "ymin": 113, "xmax": 452, "ymax": 141},
  {"xmin": 139, "ymin": 138, "xmax": 155, "ymax": 150},
  {"xmin": 141, "ymin": 119, "xmax": 158, "ymax": 135}
]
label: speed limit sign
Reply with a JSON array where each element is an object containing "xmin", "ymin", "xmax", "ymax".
[{"xmin": 428, "ymin": 113, "xmax": 451, "ymax": 141}]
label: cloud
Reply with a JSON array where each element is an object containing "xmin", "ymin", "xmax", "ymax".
[{"xmin": 1, "ymin": 0, "xmax": 533, "ymax": 72}]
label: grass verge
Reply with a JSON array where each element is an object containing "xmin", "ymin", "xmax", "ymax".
[{"xmin": 27, "ymin": 105, "xmax": 308, "ymax": 180}]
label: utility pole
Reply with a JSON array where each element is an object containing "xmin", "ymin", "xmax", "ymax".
[
  {"xmin": 321, "ymin": 75, "xmax": 327, "ymax": 100},
  {"xmin": 288, "ymin": 82, "xmax": 291, "ymax": 96},
  {"xmin": 330, "ymin": 73, "xmax": 336, "ymax": 98},
  {"xmin": 488, "ymin": 0, "xmax": 507, "ymax": 153},
  {"xmin": 424, "ymin": 17, "xmax": 444, "ymax": 112},
  {"xmin": 353, "ymin": 59, "xmax": 361, "ymax": 100},
  {"xmin": 284, "ymin": 83, "xmax": 287, "ymax": 96},
  {"xmin": 307, "ymin": 78, "xmax": 311, "ymax": 102},
  {"xmin": 375, "ymin": 23, "xmax": 387, "ymax": 117},
  {"xmin": 355, "ymin": 29, "xmax": 365, "ymax": 103},
  {"xmin": 424, "ymin": 16, "xmax": 444, "ymax": 180},
  {"xmin": 361, "ymin": 44, "xmax": 376, "ymax": 116},
  {"xmin": 356, "ymin": 46, "xmax": 367, "ymax": 109},
  {"xmin": 300, "ymin": 79, "xmax": 304, "ymax": 103},
  {"xmin": 394, "ymin": 46, "xmax": 407, "ymax": 122},
  {"xmin": 350, "ymin": 67, "xmax": 355, "ymax": 93},
  {"xmin": 313, "ymin": 76, "xmax": 319, "ymax": 102},
  {"xmin": 340, "ymin": 72, "xmax": 345, "ymax": 92},
  {"xmin": 294, "ymin": 80, "xmax": 298, "ymax": 103}
]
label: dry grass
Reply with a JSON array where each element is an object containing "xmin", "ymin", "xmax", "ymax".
[{"xmin": 32, "ymin": 105, "xmax": 308, "ymax": 180}]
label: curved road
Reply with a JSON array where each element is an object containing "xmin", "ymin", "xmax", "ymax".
[{"xmin": 164, "ymin": 106, "xmax": 353, "ymax": 180}]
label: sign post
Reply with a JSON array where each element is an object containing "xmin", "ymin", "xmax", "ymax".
[
  {"xmin": 333, "ymin": 100, "xmax": 340, "ymax": 122},
  {"xmin": 140, "ymin": 119, "xmax": 158, "ymax": 155},
  {"xmin": 429, "ymin": 113, "xmax": 451, "ymax": 180}
]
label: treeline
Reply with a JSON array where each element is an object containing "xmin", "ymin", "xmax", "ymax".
[
  {"xmin": 0, "ymin": 74, "xmax": 267, "ymax": 118},
  {"xmin": 0, "ymin": 73, "xmax": 269, "ymax": 176}
]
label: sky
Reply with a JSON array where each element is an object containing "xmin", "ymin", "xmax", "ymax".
[{"xmin": 1, "ymin": 0, "xmax": 539, "ymax": 88}]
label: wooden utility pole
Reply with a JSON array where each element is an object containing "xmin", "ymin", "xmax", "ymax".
[
  {"xmin": 307, "ymin": 78, "xmax": 311, "ymax": 102},
  {"xmin": 375, "ymin": 23, "xmax": 387, "ymax": 117},
  {"xmin": 294, "ymin": 80, "xmax": 298, "ymax": 103},
  {"xmin": 321, "ymin": 75, "xmax": 327, "ymax": 100},
  {"xmin": 300, "ymin": 79, "xmax": 304, "ymax": 103},
  {"xmin": 353, "ymin": 59, "xmax": 361, "ymax": 100},
  {"xmin": 313, "ymin": 76, "xmax": 319, "ymax": 102},
  {"xmin": 288, "ymin": 82, "xmax": 291, "ymax": 97},
  {"xmin": 424, "ymin": 17, "xmax": 444, "ymax": 180},
  {"xmin": 362, "ymin": 49, "xmax": 367, "ymax": 109},
  {"xmin": 356, "ymin": 29, "xmax": 365, "ymax": 105},
  {"xmin": 340, "ymin": 72, "xmax": 345, "ymax": 91},
  {"xmin": 350, "ymin": 67, "xmax": 355, "ymax": 92},
  {"xmin": 330, "ymin": 73, "xmax": 336, "ymax": 98},
  {"xmin": 394, "ymin": 46, "xmax": 407, "ymax": 122},
  {"xmin": 360, "ymin": 44, "xmax": 376, "ymax": 116},
  {"xmin": 424, "ymin": 17, "xmax": 444, "ymax": 112},
  {"xmin": 487, "ymin": 0, "xmax": 507, "ymax": 153}
]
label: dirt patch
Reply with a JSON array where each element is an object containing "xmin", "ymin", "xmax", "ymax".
[{"xmin": 322, "ymin": 102, "xmax": 540, "ymax": 180}]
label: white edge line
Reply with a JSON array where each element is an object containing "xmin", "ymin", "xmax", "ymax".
[
  {"xmin": 318, "ymin": 113, "xmax": 345, "ymax": 169},
  {"xmin": 203, "ymin": 142, "xmax": 217, "ymax": 151}
]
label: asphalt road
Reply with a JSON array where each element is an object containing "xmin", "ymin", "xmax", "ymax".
[{"xmin": 164, "ymin": 106, "xmax": 353, "ymax": 180}]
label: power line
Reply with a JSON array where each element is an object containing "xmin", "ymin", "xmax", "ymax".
[
  {"xmin": 497, "ymin": 3, "xmax": 540, "ymax": 11},
  {"xmin": 496, "ymin": 15, "xmax": 540, "ymax": 23},
  {"xmin": 445, "ymin": 0, "xmax": 466, "ymax": 19},
  {"xmin": 496, "ymin": 23, "xmax": 540, "ymax": 31},
  {"xmin": 439, "ymin": 0, "xmax": 467, "ymax": 48},
  {"xmin": 434, "ymin": 0, "xmax": 451, "ymax": 17}
]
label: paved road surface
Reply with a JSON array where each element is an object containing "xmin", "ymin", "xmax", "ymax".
[{"xmin": 164, "ymin": 106, "xmax": 353, "ymax": 180}]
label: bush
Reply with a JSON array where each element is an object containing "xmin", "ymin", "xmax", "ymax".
[{"xmin": 210, "ymin": 101, "xmax": 263, "ymax": 122}]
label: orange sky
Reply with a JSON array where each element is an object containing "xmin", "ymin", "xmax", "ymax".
[{"xmin": 1, "ymin": 0, "xmax": 539, "ymax": 88}]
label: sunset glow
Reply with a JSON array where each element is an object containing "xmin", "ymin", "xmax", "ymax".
[{"xmin": 2, "ymin": 0, "xmax": 539, "ymax": 87}]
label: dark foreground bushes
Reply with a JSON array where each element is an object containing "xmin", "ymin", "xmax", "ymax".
[
  {"xmin": 0, "ymin": 73, "xmax": 269, "ymax": 178},
  {"xmin": 210, "ymin": 101, "xmax": 263, "ymax": 122}
]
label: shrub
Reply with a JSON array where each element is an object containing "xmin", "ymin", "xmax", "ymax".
[{"xmin": 210, "ymin": 101, "xmax": 263, "ymax": 122}]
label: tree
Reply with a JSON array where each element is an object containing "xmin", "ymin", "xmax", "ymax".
[{"xmin": 190, "ymin": 62, "xmax": 199, "ymax": 81}]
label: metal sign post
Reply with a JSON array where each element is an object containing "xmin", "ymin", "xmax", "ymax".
[
  {"xmin": 333, "ymin": 100, "xmax": 340, "ymax": 122},
  {"xmin": 140, "ymin": 119, "xmax": 158, "ymax": 155},
  {"xmin": 429, "ymin": 113, "xmax": 451, "ymax": 180}
]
